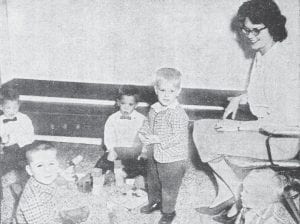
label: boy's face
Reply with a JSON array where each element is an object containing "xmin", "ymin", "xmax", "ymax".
[
  {"xmin": 241, "ymin": 178, "xmax": 278, "ymax": 208},
  {"xmin": 155, "ymin": 80, "xmax": 181, "ymax": 107},
  {"xmin": 26, "ymin": 150, "xmax": 59, "ymax": 185},
  {"xmin": 2, "ymin": 100, "xmax": 20, "ymax": 118},
  {"xmin": 117, "ymin": 95, "xmax": 137, "ymax": 115}
]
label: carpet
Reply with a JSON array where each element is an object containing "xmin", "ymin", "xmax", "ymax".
[{"xmin": 1, "ymin": 142, "xmax": 220, "ymax": 224}]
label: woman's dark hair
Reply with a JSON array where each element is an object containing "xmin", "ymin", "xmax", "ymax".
[{"xmin": 237, "ymin": 0, "xmax": 287, "ymax": 42}]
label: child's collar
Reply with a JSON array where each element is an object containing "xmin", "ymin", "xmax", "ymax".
[
  {"xmin": 2, "ymin": 112, "xmax": 19, "ymax": 119},
  {"xmin": 118, "ymin": 110, "xmax": 138, "ymax": 117},
  {"xmin": 30, "ymin": 176, "xmax": 57, "ymax": 192},
  {"xmin": 151, "ymin": 100, "xmax": 179, "ymax": 113}
]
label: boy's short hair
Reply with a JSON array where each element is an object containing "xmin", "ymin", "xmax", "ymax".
[
  {"xmin": 155, "ymin": 68, "xmax": 182, "ymax": 89},
  {"xmin": 0, "ymin": 86, "xmax": 20, "ymax": 104},
  {"xmin": 23, "ymin": 141, "xmax": 57, "ymax": 163},
  {"xmin": 117, "ymin": 85, "xmax": 140, "ymax": 103},
  {"xmin": 244, "ymin": 168, "xmax": 286, "ymax": 200}
]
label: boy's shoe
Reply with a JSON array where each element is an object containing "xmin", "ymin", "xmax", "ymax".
[
  {"xmin": 140, "ymin": 202, "xmax": 161, "ymax": 214},
  {"xmin": 158, "ymin": 211, "xmax": 176, "ymax": 224}
]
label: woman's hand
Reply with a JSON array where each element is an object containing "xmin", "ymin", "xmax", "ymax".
[
  {"xmin": 216, "ymin": 120, "xmax": 260, "ymax": 132},
  {"xmin": 215, "ymin": 119, "xmax": 240, "ymax": 132},
  {"xmin": 222, "ymin": 96, "xmax": 242, "ymax": 119}
]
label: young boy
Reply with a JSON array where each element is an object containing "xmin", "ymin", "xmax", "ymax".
[
  {"xmin": 0, "ymin": 87, "xmax": 35, "ymax": 223},
  {"xmin": 139, "ymin": 68, "xmax": 189, "ymax": 224},
  {"xmin": 235, "ymin": 169, "xmax": 295, "ymax": 224},
  {"xmin": 16, "ymin": 141, "xmax": 61, "ymax": 224},
  {"xmin": 0, "ymin": 87, "xmax": 34, "ymax": 152},
  {"xmin": 96, "ymin": 86, "xmax": 146, "ymax": 179},
  {"xmin": 17, "ymin": 142, "xmax": 93, "ymax": 224}
]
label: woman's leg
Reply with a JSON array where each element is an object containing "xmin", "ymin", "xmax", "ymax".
[
  {"xmin": 208, "ymin": 158, "xmax": 241, "ymax": 207},
  {"xmin": 194, "ymin": 119, "xmax": 299, "ymax": 214}
]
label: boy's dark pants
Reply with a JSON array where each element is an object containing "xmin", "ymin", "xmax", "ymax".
[
  {"xmin": 146, "ymin": 149, "xmax": 186, "ymax": 213},
  {"xmin": 95, "ymin": 151, "xmax": 147, "ymax": 178},
  {"xmin": 1, "ymin": 144, "xmax": 26, "ymax": 175}
]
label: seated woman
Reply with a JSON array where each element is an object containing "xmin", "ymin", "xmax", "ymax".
[{"xmin": 194, "ymin": 0, "xmax": 299, "ymax": 220}]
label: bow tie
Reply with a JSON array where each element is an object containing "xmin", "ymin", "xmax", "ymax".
[
  {"xmin": 3, "ymin": 117, "xmax": 17, "ymax": 124},
  {"xmin": 120, "ymin": 115, "xmax": 131, "ymax": 120}
]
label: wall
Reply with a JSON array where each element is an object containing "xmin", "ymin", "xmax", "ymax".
[{"xmin": 0, "ymin": 0, "xmax": 299, "ymax": 89}]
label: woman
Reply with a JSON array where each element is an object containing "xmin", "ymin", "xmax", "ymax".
[{"xmin": 194, "ymin": 0, "xmax": 299, "ymax": 221}]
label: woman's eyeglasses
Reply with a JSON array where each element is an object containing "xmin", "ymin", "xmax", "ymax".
[{"xmin": 241, "ymin": 26, "xmax": 267, "ymax": 36}]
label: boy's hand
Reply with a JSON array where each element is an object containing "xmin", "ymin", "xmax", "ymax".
[
  {"xmin": 60, "ymin": 167, "xmax": 76, "ymax": 182},
  {"xmin": 138, "ymin": 151, "xmax": 147, "ymax": 160},
  {"xmin": 0, "ymin": 134, "xmax": 10, "ymax": 145},
  {"xmin": 139, "ymin": 134, "xmax": 160, "ymax": 145}
]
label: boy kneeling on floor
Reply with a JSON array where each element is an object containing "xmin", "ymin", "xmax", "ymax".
[{"xmin": 95, "ymin": 86, "xmax": 147, "ymax": 185}]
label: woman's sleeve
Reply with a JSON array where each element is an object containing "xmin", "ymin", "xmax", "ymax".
[{"xmin": 262, "ymin": 57, "xmax": 299, "ymax": 127}]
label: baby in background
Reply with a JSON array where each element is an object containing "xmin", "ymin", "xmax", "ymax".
[
  {"xmin": 95, "ymin": 85, "xmax": 146, "ymax": 182},
  {"xmin": 236, "ymin": 168, "xmax": 295, "ymax": 224}
]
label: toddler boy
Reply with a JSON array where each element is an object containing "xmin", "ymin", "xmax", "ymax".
[
  {"xmin": 16, "ymin": 141, "xmax": 61, "ymax": 224},
  {"xmin": 0, "ymin": 87, "xmax": 34, "ymax": 152},
  {"xmin": 139, "ymin": 68, "xmax": 189, "ymax": 224},
  {"xmin": 0, "ymin": 87, "xmax": 34, "ymax": 223},
  {"xmin": 96, "ymin": 86, "xmax": 146, "ymax": 179}
]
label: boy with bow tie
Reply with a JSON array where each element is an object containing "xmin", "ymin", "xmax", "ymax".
[
  {"xmin": 95, "ymin": 86, "xmax": 146, "ymax": 179},
  {"xmin": 0, "ymin": 87, "xmax": 34, "ymax": 151},
  {"xmin": 0, "ymin": 87, "xmax": 34, "ymax": 223}
]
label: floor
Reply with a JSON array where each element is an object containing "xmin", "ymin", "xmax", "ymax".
[
  {"xmin": 1, "ymin": 142, "xmax": 222, "ymax": 224},
  {"xmin": 55, "ymin": 142, "xmax": 222, "ymax": 224}
]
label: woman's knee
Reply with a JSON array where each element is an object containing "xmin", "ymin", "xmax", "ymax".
[{"xmin": 270, "ymin": 138, "xmax": 299, "ymax": 160}]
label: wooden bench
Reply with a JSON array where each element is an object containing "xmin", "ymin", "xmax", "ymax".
[{"xmin": 2, "ymin": 79, "xmax": 245, "ymax": 145}]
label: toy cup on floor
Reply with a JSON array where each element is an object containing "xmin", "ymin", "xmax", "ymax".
[
  {"xmin": 134, "ymin": 175, "xmax": 145, "ymax": 189},
  {"xmin": 59, "ymin": 206, "xmax": 90, "ymax": 224},
  {"xmin": 77, "ymin": 174, "xmax": 93, "ymax": 193},
  {"xmin": 91, "ymin": 168, "xmax": 104, "ymax": 195},
  {"xmin": 114, "ymin": 160, "xmax": 126, "ymax": 187},
  {"xmin": 104, "ymin": 170, "xmax": 115, "ymax": 186}
]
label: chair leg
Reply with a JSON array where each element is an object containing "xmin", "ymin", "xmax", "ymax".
[{"xmin": 283, "ymin": 190, "xmax": 300, "ymax": 223}]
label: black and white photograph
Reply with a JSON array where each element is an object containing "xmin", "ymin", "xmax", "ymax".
[{"xmin": 0, "ymin": 0, "xmax": 299, "ymax": 223}]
